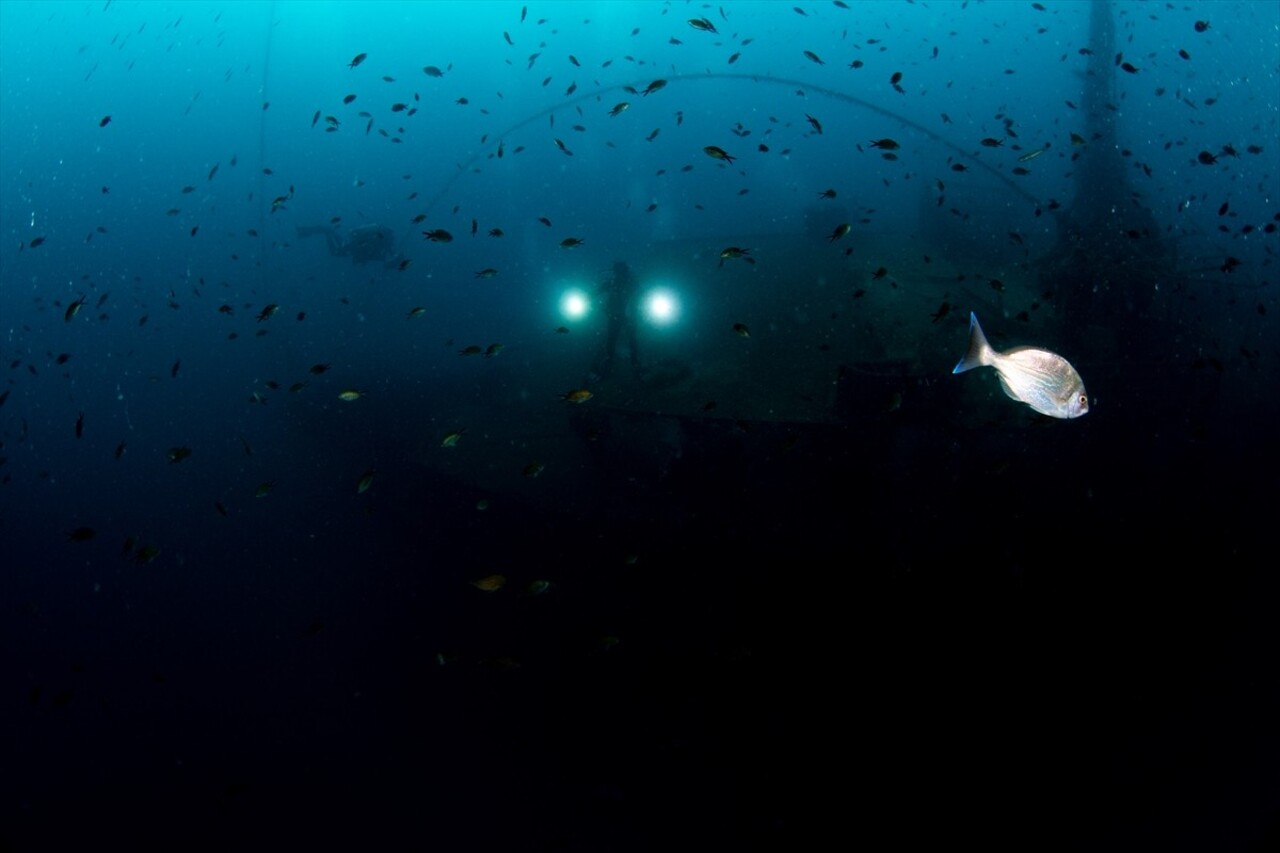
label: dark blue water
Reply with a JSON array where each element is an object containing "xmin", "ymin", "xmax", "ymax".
[{"xmin": 2, "ymin": 2, "xmax": 1278, "ymax": 849}]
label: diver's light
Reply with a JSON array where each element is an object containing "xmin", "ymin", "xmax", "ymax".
[
  {"xmin": 559, "ymin": 287, "xmax": 591, "ymax": 321},
  {"xmin": 641, "ymin": 287, "xmax": 680, "ymax": 327}
]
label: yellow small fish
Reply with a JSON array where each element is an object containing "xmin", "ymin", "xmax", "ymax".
[
  {"xmin": 703, "ymin": 145, "xmax": 736, "ymax": 165},
  {"xmin": 356, "ymin": 468, "xmax": 375, "ymax": 494},
  {"xmin": 559, "ymin": 388, "xmax": 593, "ymax": 403},
  {"xmin": 471, "ymin": 573, "xmax": 506, "ymax": 592},
  {"xmin": 440, "ymin": 429, "xmax": 465, "ymax": 448},
  {"xmin": 337, "ymin": 389, "xmax": 366, "ymax": 401}
]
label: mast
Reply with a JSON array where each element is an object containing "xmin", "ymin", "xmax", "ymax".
[{"xmin": 1039, "ymin": 0, "xmax": 1173, "ymax": 352}]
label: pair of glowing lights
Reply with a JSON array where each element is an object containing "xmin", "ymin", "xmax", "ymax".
[{"xmin": 558, "ymin": 282, "xmax": 681, "ymax": 327}]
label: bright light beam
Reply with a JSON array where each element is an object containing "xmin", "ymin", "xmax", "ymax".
[
  {"xmin": 559, "ymin": 287, "xmax": 591, "ymax": 322},
  {"xmin": 641, "ymin": 287, "xmax": 680, "ymax": 327}
]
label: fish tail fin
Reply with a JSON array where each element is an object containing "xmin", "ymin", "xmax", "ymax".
[{"xmin": 952, "ymin": 312, "xmax": 992, "ymax": 374}]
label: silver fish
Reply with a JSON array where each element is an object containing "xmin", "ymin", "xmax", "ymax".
[{"xmin": 952, "ymin": 312, "xmax": 1088, "ymax": 419}]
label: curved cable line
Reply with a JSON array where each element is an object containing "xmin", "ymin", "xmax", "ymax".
[{"xmin": 423, "ymin": 71, "xmax": 1058, "ymax": 222}]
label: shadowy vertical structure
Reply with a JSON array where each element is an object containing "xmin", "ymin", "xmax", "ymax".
[{"xmin": 1039, "ymin": 0, "xmax": 1174, "ymax": 353}]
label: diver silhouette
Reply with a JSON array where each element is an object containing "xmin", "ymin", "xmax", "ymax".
[
  {"xmin": 296, "ymin": 223, "xmax": 404, "ymax": 267},
  {"xmin": 592, "ymin": 260, "xmax": 642, "ymax": 381}
]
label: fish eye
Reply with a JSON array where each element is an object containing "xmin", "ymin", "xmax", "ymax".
[{"xmin": 1079, "ymin": 394, "xmax": 1089, "ymax": 408}]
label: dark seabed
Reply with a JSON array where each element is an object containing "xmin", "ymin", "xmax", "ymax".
[{"xmin": 2, "ymin": 1, "xmax": 1278, "ymax": 850}]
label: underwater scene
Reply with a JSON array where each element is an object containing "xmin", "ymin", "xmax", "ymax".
[{"xmin": 2, "ymin": 1, "xmax": 1278, "ymax": 849}]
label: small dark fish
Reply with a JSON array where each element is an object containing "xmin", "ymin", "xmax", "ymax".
[
  {"xmin": 29, "ymin": 236, "xmax": 46, "ymax": 248},
  {"xmin": 343, "ymin": 94, "xmax": 356, "ymax": 104},
  {"xmin": 423, "ymin": 65, "xmax": 444, "ymax": 77},
  {"xmin": 99, "ymin": 115, "xmax": 111, "ymax": 127},
  {"xmin": 65, "ymin": 295, "xmax": 87, "ymax": 322},
  {"xmin": 67, "ymin": 526, "xmax": 96, "ymax": 542},
  {"xmin": 348, "ymin": 52, "xmax": 368, "ymax": 69},
  {"xmin": 641, "ymin": 78, "xmax": 667, "ymax": 96},
  {"xmin": 890, "ymin": 71, "xmax": 903, "ymax": 85},
  {"xmin": 114, "ymin": 440, "xmax": 126, "ymax": 459},
  {"xmin": 869, "ymin": 138, "xmax": 899, "ymax": 150},
  {"xmin": 803, "ymin": 50, "xmax": 824, "ymax": 65},
  {"xmin": 55, "ymin": 353, "xmax": 71, "ymax": 365},
  {"xmin": 422, "ymin": 229, "xmax": 453, "ymax": 243},
  {"xmin": 170, "ymin": 359, "xmax": 180, "ymax": 378},
  {"xmin": 805, "ymin": 114, "xmax": 823, "ymax": 134},
  {"xmin": 559, "ymin": 237, "xmax": 584, "ymax": 249},
  {"xmin": 1197, "ymin": 151, "xmax": 1217, "ymax": 165},
  {"xmin": 75, "ymin": 412, "xmax": 85, "ymax": 439},
  {"xmin": 687, "ymin": 17, "xmax": 717, "ymax": 34},
  {"xmin": 827, "ymin": 224, "xmax": 851, "ymax": 243},
  {"xmin": 1194, "ymin": 20, "xmax": 1210, "ymax": 33},
  {"xmin": 931, "ymin": 301, "xmax": 951, "ymax": 324},
  {"xmin": 167, "ymin": 446, "xmax": 192, "ymax": 464},
  {"xmin": 704, "ymin": 145, "xmax": 735, "ymax": 164}
]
